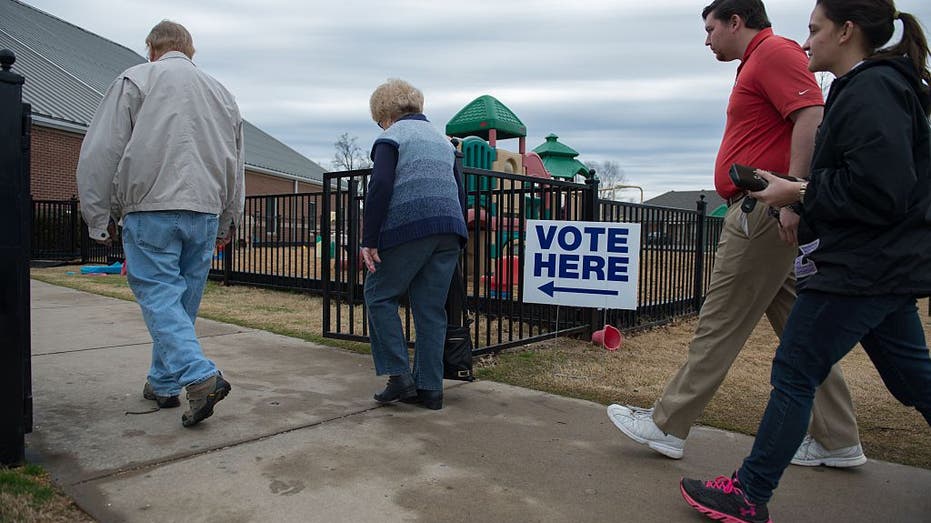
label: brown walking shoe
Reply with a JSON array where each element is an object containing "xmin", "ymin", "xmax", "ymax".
[
  {"xmin": 181, "ymin": 374, "xmax": 231, "ymax": 427},
  {"xmin": 142, "ymin": 381, "xmax": 180, "ymax": 408}
]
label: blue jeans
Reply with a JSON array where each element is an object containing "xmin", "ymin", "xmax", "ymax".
[
  {"xmin": 739, "ymin": 291, "xmax": 931, "ymax": 503},
  {"xmin": 121, "ymin": 211, "xmax": 220, "ymax": 396},
  {"xmin": 364, "ymin": 234, "xmax": 460, "ymax": 391}
]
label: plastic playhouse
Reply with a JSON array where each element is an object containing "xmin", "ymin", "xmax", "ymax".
[{"xmin": 445, "ymin": 95, "xmax": 592, "ymax": 298}]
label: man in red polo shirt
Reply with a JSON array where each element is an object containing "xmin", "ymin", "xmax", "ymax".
[{"xmin": 607, "ymin": 0, "xmax": 864, "ymax": 467}]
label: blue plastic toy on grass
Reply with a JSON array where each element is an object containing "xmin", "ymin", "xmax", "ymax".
[{"xmin": 79, "ymin": 261, "xmax": 123, "ymax": 275}]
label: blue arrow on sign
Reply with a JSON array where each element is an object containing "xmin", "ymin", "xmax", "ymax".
[{"xmin": 539, "ymin": 281, "xmax": 620, "ymax": 298}]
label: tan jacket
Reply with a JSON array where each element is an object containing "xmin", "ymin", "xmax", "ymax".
[{"xmin": 76, "ymin": 51, "xmax": 244, "ymax": 241}]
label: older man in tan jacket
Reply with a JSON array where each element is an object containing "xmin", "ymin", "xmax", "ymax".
[{"xmin": 77, "ymin": 20, "xmax": 244, "ymax": 427}]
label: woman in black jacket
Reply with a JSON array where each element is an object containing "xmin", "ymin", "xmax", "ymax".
[{"xmin": 680, "ymin": 1, "xmax": 931, "ymax": 521}]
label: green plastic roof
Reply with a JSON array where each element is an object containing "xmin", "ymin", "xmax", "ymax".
[
  {"xmin": 446, "ymin": 95, "xmax": 527, "ymax": 140},
  {"xmin": 540, "ymin": 156, "xmax": 589, "ymax": 180},
  {"xmin": 532, "ymin": 134, "xmax": 587, "ymax": 179},
  {"xmin": 533, "ymin": 134, "xmax": 580, "ymax": 157}
]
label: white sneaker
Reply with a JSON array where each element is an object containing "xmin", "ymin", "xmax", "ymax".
[
  {"xmin": 791, "ymin": 434, "xmax": 867, "ymax": 468},
  {"xmin": 606, "ymin": 404, "xmax": 685, "ymax": 459}
]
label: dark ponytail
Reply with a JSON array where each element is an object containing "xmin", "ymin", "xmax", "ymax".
[
  {"xmin": 877, "ymin": 12, "xmax": 931, "ymax": 91},
  {"xmin": 817, "ymin": 0, "xmax": 931, "ymax": 109}
]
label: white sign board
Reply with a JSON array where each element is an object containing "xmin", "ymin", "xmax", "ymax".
[{"xmin": 522, "ymin": 220, "xmax": 640, "ymax": 309}]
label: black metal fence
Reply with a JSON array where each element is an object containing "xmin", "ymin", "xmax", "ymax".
[
  {"xmin": 320, "ymin": 167, "xmax": 725, "ymax": 354},
  {"xmin": 30, "ymin": 171, "xmax": 728, "ymax": 355},
  {"xmin": 32, "ymin": 199, "xmax": 80, "ymax": 260},
  {"xmin": 31, "ymin": 198, "xmax": 122, "ymax": 264},
  {"xmin": 210, "ymin": 191, "xmax": 326, "ymax": 292},
  {"xmin": 599, "ymin": 197, "xmax": 723, "ymax": 331}
]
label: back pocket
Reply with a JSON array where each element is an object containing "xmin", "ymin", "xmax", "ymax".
[{"xmin": 125, "ymin": 212, "xmax": 177, "ymax": 253}]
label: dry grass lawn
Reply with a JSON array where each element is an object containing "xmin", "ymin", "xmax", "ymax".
[
  {"xmin": 32, "ymin": 266, "xmax": 370, "ymax": 354},
  {"xmin": 30, "ymin": 267, "xmax": 931, "ymax": 470}
]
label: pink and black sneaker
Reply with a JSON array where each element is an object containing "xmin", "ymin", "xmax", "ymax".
[{"xmin": 680, "ymin": 472, "xmax": 772, "ymax": 523}]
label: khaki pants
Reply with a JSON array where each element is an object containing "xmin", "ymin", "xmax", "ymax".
[{"xmin": 652, "ymin": 201, "xmax": 860, "ymax": 449}]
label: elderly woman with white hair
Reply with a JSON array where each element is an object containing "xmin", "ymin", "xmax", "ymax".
[{"xmin": 361, "ymin": 79, "xmax": 468, "ymax": 410}]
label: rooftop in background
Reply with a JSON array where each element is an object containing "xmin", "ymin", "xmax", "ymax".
[
  {"xmin": 645, "ymin": 189, "xmax": 726, "ymax": 215},
  {"xmin": 0, "ymin": 0, "xmax": 325, "ymax": 184},
  {"xmin": 446, "ymin": 94, "xmax": 527, "ymax": 141}
]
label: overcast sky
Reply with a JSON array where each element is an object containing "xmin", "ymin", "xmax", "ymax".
[{"xmin": 23, "ymin": 0, "xmax": 931, "ymax": 201}]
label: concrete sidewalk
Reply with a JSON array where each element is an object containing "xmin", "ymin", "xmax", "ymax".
[{"xmin": 26, "ymin": 280, "xmax": 930, "ymax": 522}]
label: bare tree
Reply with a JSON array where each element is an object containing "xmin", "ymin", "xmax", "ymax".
[
  {"xmin": 332, "ymin": 133, "xmax": 372, "ymax": 171},
  {"xmin": 585, "ymin": 160, "xmax": 642, "ymax": 202},
  {"xmin": 585, "ymin": 160, "xmax": 628, "ymax": 193},
  {"xmin": 585, "ymin": 160, "xmax": 627, "ymax": 187}
]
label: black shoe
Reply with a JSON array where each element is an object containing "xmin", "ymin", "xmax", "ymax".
[
  {"xmin": 143, "ymin": 381, "xmax": 180, "ymax": 408},
  {"xmin": 374, "ymin": 374, "xmax": 416, "ymax": 403},
  {"xmin": 400, "ymin": 389, "xmax": 443, "ymax": 410},
  {"xmin": 680, "ymin": 472, "xmax": 771, "ymax": 523}
]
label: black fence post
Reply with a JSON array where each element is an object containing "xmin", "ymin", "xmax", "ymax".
[
  {"xmin": 693, "ymin": 195, "xmax": 708, "ymax": 312},
  {"xmin": 583, "ymin": 169, "xmax": 601, "ymax": 336},
  {"xmin": 79, "ymin": 215, "xmax": 89, "ymax": 263},
  {"xmin": 222, "ymin": 236, "xmax": 232, "ymax": 286},
  {"xmin": 69, "ymin": 196, "xmax": 79, "ymax": 259},
  {"xmin": 445, "ymin": 141, "xmax": 465, "ymax": 326},
  {"xmin": 321, "ymin": 176, "xmax": 332, "ymax": 335},
  {"xmin": 583, "ymin": 169, "xmax": 600, "ymax": 222},
  {"xmin": 0, "ymin": 49, "xmax": 32, "ymax": 466},
  {"xmin": 347, "ymin": 179, "xmax": 360, "ymax": 306}
]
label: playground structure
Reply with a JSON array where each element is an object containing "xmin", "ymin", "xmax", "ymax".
[{"xmin": 445, "ymin": 95, "xmax": 592, "ymax": 298}]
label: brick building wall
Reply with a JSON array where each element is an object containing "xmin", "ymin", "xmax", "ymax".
[
  {"xmin": 29, "ymin": 123, "xmax": 322, "ymax": 201},
  {"xmin": 30, "ymin": 125, "xmax": 82, "ymax": 200},
  {"xmin": 245, "ymin": 171, "xmax": 321, "ymax": 196}
]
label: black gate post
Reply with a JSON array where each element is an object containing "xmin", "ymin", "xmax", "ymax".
[
  {"xmin": 346, "ymin": 179, "xmax": 360, "ymax": 306},
  {"xmin": 583, "ymin": 170, "xmax": 600, "ymax": 336},
  {"xmin": 79, "ymin": 215, "xmax": 89, "ymax": 263},
  {"xmin": 321, "ymin": 175, "xmax": 332, "ymax": 335},
  {"xmin": 693, "ymin": 195, "xmax": 708, "ymax": 312},
  {"xmin": 69, "ymin": 196, "xmax": 79, "ymax": 259},
  {"xmin": 222, "ymin": 237, "xmax": 232, "ymax": 286},
  {"xmin": 445, "ymin": 144, "xmax": 466, "ymax": 326},
  {"xmin": 0, "ymin": 49, "xmax": 32, "ymax": 466}
]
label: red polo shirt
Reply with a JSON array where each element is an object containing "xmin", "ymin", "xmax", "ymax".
[{"xmin": 714, "ymin": 28, "xmax": 823, "ymax": 200}]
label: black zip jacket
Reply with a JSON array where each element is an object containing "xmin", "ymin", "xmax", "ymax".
[{"xmin": 799, "ymin": 57, "xmax": 931, "ymax": 295}]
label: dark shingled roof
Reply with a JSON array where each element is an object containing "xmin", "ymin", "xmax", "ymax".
[
  {"xmin": 1, "ymin": 0, "xmax": 324, "ymax": 184},
  {"xmin": 645, "ymin": 190, "xmax": 725, "ymax": 212}
]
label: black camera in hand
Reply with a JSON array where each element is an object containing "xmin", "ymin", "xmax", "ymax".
[{"xmin": 729, "ymin": 164, "xmax": 796, "ymax": 214}]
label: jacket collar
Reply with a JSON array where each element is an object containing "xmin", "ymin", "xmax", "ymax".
[
  {"xmin": 156, "ymin": 50, "xmax": 194, "ymax": 64},
  {"xmin": 397, "ymin": 113, "xmax": 429, "ymax": 123},
  {"xmin": 827, "ymin": 56, "xmax": 930, "ymax": 114}
]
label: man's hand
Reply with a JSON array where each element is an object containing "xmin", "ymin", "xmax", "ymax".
[
  {"xmin": 94, "ymin": 221, "xmax": 117, "ymax": 246},
  {"xmin": 361, "ymin": 247, "xmax": 381, "ymax": 273},
  {"xmin": 777, "ymin": 207, "xmax": 800, "ymax": 245},
  {"xmin": 216, "ymin": 225, "xmax": 235, "ymax": 248}
]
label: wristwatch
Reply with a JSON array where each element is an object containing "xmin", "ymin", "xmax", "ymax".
[{"xmin": 798, "ymin": 182, "xmax": 808, "ymax": 203}]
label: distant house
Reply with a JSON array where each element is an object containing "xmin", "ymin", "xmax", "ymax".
[
  {"xmin": 640, "ymin": 190, "xmax": 726, "ymax": 246},
  {"xmin": 645, "ymin": 190, "xmax": 727, "ymax": 217},
  {"xmin": 1, "ymin": 0, "xmax": 325, "ymax": 201}
]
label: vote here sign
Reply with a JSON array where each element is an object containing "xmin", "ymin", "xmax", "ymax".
[{"xmin": 522, "ymin": 220, "xmax": 640, "ymax": 309}]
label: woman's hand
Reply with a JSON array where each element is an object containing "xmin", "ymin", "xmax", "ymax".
[
  {"xmin": 749, "ymin": 170, "xmax": 803, "ymax": 208},
  {"xmin": 777, "ymin": 207, "xmax": 799, "ymax": 246},
  {"xmin": 361, "ymin": 247, "xmax": 381, "ymax": 273}
]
